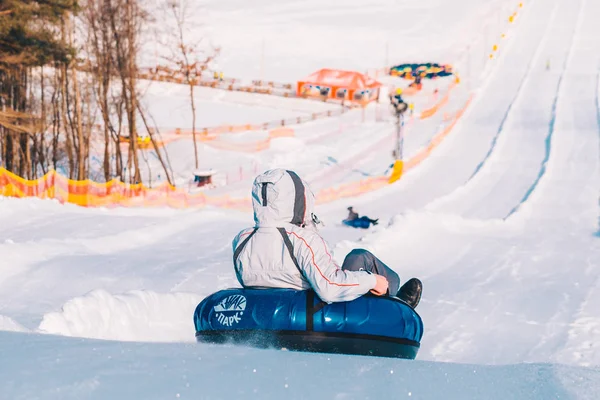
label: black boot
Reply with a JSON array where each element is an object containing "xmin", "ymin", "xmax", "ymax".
[{"xmin": 397, "ymin": 278, "xmax": 422, "ymax": 309}]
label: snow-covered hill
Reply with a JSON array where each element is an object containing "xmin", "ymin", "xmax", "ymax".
[{"xmin": 1, "ymin": 0, "xmax": 600, "ymax": 398}]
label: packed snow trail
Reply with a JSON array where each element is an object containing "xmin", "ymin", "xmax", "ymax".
[
  {"xmin": 513, "ymin": 0, "xmax": 600, "ymax": 367},
  {"xmin": 511, "ymin": 0, "xmax": 600, "ymax": 227},
  {"xmin": 428, "ymin": 0, "xmax": 585, "ymax": 219},
  {"xmin": 326, "ymin": 0, "xmax": 554, "ymax": 218},
  {"xmin": 331, "ymin": 0, "xmax": 600, "ymax": 366}
]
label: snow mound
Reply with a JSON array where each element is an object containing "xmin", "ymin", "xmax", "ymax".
[
  {"xmin": 0, "ymin": 315, "xmax": 29, "ymax": 333},
  {"xmin": 38, "ymin": 289, "xmax": 202, "ymax": 342}
]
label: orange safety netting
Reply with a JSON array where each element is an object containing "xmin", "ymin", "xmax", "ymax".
[
  {"xmin": 203, "ymin": 127, "xmax": 295, "ymax": 153},
  {"xmin": 419, "ymin": 81, "xmax": 457, "ymax": 120},
  {"xmin": 0, "ymin": 168, "xmax": 251, "ymax": 210},
  {"xmin": 406, "ymin": 94, "xmax": 474, "ymax": 171},
  {"xmin": 0, "ymin": 94, "xmax": 472, "ymax": 210},
  {"xmin": 137, "ymin": 109, "xmax": 346, "ymax": 151},
  {"xmin": 5, "ymin": 0, "xmax": 522, "ymax": 212}
]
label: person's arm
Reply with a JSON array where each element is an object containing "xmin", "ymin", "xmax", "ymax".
[{"xmin": 288, "ymin": 230, "xmax": 377, "ymax": 303}]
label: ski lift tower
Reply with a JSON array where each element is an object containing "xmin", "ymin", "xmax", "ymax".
[{"xmin": 389, "ymin": 98, "xmax": 408, "ymax": 182}]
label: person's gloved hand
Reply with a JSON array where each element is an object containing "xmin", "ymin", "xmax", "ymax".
[{"xmin": 370, "ymin": 274, "xmax": 389, "ymax": 296}]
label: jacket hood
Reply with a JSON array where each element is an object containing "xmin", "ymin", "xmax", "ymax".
[{"xmin": 252, "ymin": 169, "xmax": 316, "ymax": 227}]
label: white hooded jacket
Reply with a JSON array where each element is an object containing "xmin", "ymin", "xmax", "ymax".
[{"xmin": 232, "ymin": 169, "xmax": 377, "ymax": 303}]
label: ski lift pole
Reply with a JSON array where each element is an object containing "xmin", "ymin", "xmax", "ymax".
[
  {"xmin": 390, "ymin": 110, "xmax": 405, "ymax": 183},
  {"xmin": 396, "ymin": 113, "xmax": 405, "ymax": 161}
]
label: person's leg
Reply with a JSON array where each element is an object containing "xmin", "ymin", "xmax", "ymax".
[
  {"xmin": 354, "ymin": 217, "xmax": 371, "ymax": 229},
  {"xmin": 341, "ymin": 249, "xmax": 400, "ymax": 295}
]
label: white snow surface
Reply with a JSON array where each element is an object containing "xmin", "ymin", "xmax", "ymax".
[
  {"xmin": 2, "ymin": 0, "xmax": 600, "ymax": 398},
  {"xmin": 125, "ymin": 0, "xmax": 503, "ymax": 187},
  {"xmin": 38, "ymin": 290, "xmax": 202, "ymax": 342}
]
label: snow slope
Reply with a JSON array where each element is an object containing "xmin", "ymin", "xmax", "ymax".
[
  {"xmin": 1, "ymin": 0, "xmax": 600, "ymax": 398},
  {"xmin": 324, "ymin": 0, "xmax": 600, "ymax": 366},
  {"xmin": 128, "ymin": 0, "xmax": 508, "ymax": 189},
  {"xmin": 1, "ymin": 329, "xmax": 599, "ymax": 400}
]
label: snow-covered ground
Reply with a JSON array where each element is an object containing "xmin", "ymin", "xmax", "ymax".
[
  {"xmin": 179, "ymin": 0, "xmax": 507, "ymax": 82},
  {"xmin": 2, "ymin": 0, "xmax": 600, "ymax": 398},
  {"xmin": 139, "ymin": 81, "xmax": 337, "ymax": 131},
  {"xmin": 114, "ymin": 76, "xmax": 464, "ymax": 189},
  {"xmin": 127, "ymin": 0, "xmax": 507, "ymax": 189},
  {"xmin": 1, "ymin": 328, "xmax": 599, "ymax": 399}
]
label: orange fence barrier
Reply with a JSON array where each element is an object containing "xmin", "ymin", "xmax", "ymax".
[
  {"xmin": 419, "ymin": 82, "xmax": 456, "ymax": 120},
  {"xmin": 316, "ymin": 176, "xmax": 389, "ymax": 204},
  {"xmin": 172, "ymin": 108, "xmax": 348, "ymax": 137},
  {"xmin": 120, "ymin": 68, "xmax": 455, "ymax": 151},
  {"xmin": 407, "ymin": 95, "xmax": 473, "ymax": 171},
  {"xmin": 388, "ymin": 93, "xmax": 473, "ymax": 183},
  {"xmin": 137, "ymin": 66, "xmax": 297, "ymax": 99},
  {"xmin": 0, "ymin": 94, "xmax": 473, "ymax": 209},
  {"xmin": 124, "ymin": 109, "xmax": 350, "ymax": 152},
  {"xmin": 0, "ymin": 165, "xmax": 389, "ymax": 210},
  {"xmin": 138, "ymin": 66, "xmax": 380, "ymax": 108},
  {"xmin": 115, "ymin": 107, "xmax": 348, "ymax": 152},
  {"xmin": 317, "ymin": 94, "xmax": 471, "ymax": 200},
  {"xmin": 203, "ymin": 128, "xmax": 294, "ymax": 153},
  {"xmin": 8, "ymin": 4, "xmax": 522, "ymax": 210},
  {"xmin": 0, "ymin": 168, "xmax": 251, "ymax": 210}
]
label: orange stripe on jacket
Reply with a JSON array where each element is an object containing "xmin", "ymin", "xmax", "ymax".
[
  {"xmin": 287, "ymin": 231, "xmax": 359, "ymax": 287},
  {"xmin": 319, "ymin": 236, "xmax": 333, "ymax": 262},
  {"xmin": 238, "ymin": 230, "xmax": 254, "ymax": 239}
]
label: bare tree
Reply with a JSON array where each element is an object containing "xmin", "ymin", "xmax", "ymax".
[
  {"xmin": 167, "ymin": 0, "xmax": 200, "ymax": 169},
  {"xmin": 137, "ymin": 103, "xmax": 174, "ymax": 186},
  {"xmin": 162, "ymin": 0, "xmax": 220, "ymax": 170},
  {"xmin": 85, "ymin": 0, "xmax": 117, "ymax": 182},
  {"xmin": 1, "ymin": 0, "xmax": 176, "ymax": 187}
]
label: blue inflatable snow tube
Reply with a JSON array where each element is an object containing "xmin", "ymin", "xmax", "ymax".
[
  {"xmin": 342, "ymin": 218, "xmax": 372, "ymax": 229},
  {"xmin": 194, "ymin": 288, "xmax": 424, "ymax": 359}
]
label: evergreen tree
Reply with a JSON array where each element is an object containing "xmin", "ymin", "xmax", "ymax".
[
  {"xmin": 0, "ymin": 0, "xmax": 77, "ymax": 67},
  {"xmin": 0, "ymin": 0, "xmax": 77, "ymax": 177}
]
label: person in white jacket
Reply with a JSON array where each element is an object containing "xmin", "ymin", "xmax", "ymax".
[{"xmin": 232, "ymin": 169, "xmax": 422, "ymax": 308}]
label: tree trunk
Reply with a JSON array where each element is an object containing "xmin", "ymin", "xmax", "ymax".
[
  {"xmin": 38, "ymin": 67, "xmax": 47, "ymax": 176},
  {"xmin": 126, "ymin": 0, "xmax": 142, "ymax": 184},
  {"xmin": 114, "ymin": 99, "xmax": 124, "ymax": 180},
  {"xmin": 73, "ymin": 67, "xmax": 86, "ymax": 180},
  {"xmin": 0, "ymin": 133, "xmax": 5, "ymax": 168},
  {"xmin": 137, "ymin": 103, "xmax": 174, "ymax": 186},
  {"xmin": 189, "ymin": 83, "xmax": 199, "ymax": 169},
  {"xmin": 107, "ymin": 0, "xmax": 142, "ymax": 184},
  {"xmin": 6, "ymin": 133, "xmax": 14, "ymax": 172},
  {"xmin": 51, "ymin": 68, "xmax": 60, "ymax": 172},
  {"xmin": 61, "ymin": 65, "xmax": 75, "ymax": 179},
  {"xmin": 23, "ymin": 134, "xmax": 32, "ymax": 180}
]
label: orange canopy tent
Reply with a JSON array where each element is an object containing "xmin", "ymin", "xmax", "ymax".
[{"xmin": 297, "ymin": 69, "xmax": 382, "ymax": 104}]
